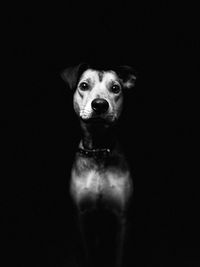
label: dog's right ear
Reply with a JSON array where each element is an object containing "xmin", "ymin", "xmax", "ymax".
[
  {"xmin": 116, "ymin": 65, "xmax": 137, "ymax": 89},
  {"xmin": 61, "ymin": 63, "xmax": 89, "ymax": 90}
]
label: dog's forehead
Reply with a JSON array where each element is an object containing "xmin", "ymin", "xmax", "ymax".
[{"xmin": 79, "ymin": 69, "xmax": 119, "ymax": 83}]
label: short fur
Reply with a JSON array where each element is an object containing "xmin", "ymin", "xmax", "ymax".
[{"xmin": 62, "ymin": 63, "xmax": 136, "ymax": 267}]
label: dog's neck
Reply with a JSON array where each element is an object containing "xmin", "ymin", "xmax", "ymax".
[{"xmin": 80, "ymin": 120, "xmax": 116, "ymax": 150}]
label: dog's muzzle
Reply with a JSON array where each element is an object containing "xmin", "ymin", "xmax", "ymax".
[{"xmin": 91, "ymin": 98, "xmax": 109, "ymax": 114}]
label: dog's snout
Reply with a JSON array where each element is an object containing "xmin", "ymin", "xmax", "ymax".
[{"xmin": 91, "ymin": 98, "xmax": 109, "ymax": 114}]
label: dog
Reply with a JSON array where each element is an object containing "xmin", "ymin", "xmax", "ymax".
[{"xmin": 62, "ymin": 63, "xmax": 136, "ymax": 267}]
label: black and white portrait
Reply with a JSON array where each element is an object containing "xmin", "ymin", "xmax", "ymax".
[{"xmin": 1, "ymin": 2, "xmax": 199, "ymax": 266}]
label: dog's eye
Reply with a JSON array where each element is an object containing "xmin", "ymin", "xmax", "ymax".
[
  {"xmin": 111, "ymin": 84, "xmax": 121, "ymax": 94},
  {"xmin": 79, "ymin": 82, "xmax": 89, "ymax": 91}
]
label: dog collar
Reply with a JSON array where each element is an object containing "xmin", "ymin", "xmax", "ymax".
[{"xmin": 77, "ymin": 147, "xmax": 111, "ymax": 158}]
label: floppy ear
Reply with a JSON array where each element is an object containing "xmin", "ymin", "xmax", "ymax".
[
  {"xmin": 116, "ymin": 65, "xmax": 137, "ymax": 89},
  {"xmin": 61, "ymin": 62, "xmax": 89, "ymax": 90}
]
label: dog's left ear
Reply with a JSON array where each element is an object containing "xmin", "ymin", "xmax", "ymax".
[
  {"xmin": 116, "ymin": 65, "xmax": 137, "ymax": 89},
  {"xmin": 61, "ymin": 62, "xmax": 89, "ymax": 90}
]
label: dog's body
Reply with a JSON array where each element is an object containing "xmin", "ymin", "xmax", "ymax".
[{"xmin": 62, "ymin": 64, "xmax": 136, "ymax": 267}]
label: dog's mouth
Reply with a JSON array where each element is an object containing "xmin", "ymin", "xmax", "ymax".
[
  {"xmin": 81, "ymin": 117, "xmax": 108, "ymax": 124},
  {"xmin": 80, "ymin": 112, "xmax": 117, "ymax": 125}
]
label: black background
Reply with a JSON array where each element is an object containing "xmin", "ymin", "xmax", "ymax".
[{"xmin": 1, "ymin": 2, "xmax": 199, "ymax": 266}]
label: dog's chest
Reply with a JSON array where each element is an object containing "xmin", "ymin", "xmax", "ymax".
[{"xmin": 70, "ymin": 154, "xmax": 133, "ymax": 211}]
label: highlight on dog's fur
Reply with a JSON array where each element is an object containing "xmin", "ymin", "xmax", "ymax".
[
  {"xmin": 61, "ymin": 63, "xmax": 136, "ymax": 267},
  {"xmin": 61, "ymin": 63, "xmax": 136, "ymax": 90}
]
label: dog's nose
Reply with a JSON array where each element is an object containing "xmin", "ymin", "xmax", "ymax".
[{"xmin": 91, "ymin": 98, "xmax": 109, "ymax": 114}]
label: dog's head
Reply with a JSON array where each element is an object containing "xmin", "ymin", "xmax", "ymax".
[{"xmin": 61, "ymin": 63, "xmax": 136, "ymax": 125}]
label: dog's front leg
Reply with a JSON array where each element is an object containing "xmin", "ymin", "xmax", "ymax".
[
  {"xmin": 115, "ymin": 215, "xmax": 127, "ymax": 267},
  {"xmin": 78, "ymin": 211, "xmax": 93, "ymax": 267},
  {"xmin": 78, "ymin": 210, "xmax": 99, "ymax": 267}
]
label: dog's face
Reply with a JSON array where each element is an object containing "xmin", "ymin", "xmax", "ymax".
[
  {"xmin": 74, "ymin": 69, "xmax": 124, "ymax": 123},
  {"xmin": 62, "ymin": 64, "xmax": 136, "ymax": 125}
]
